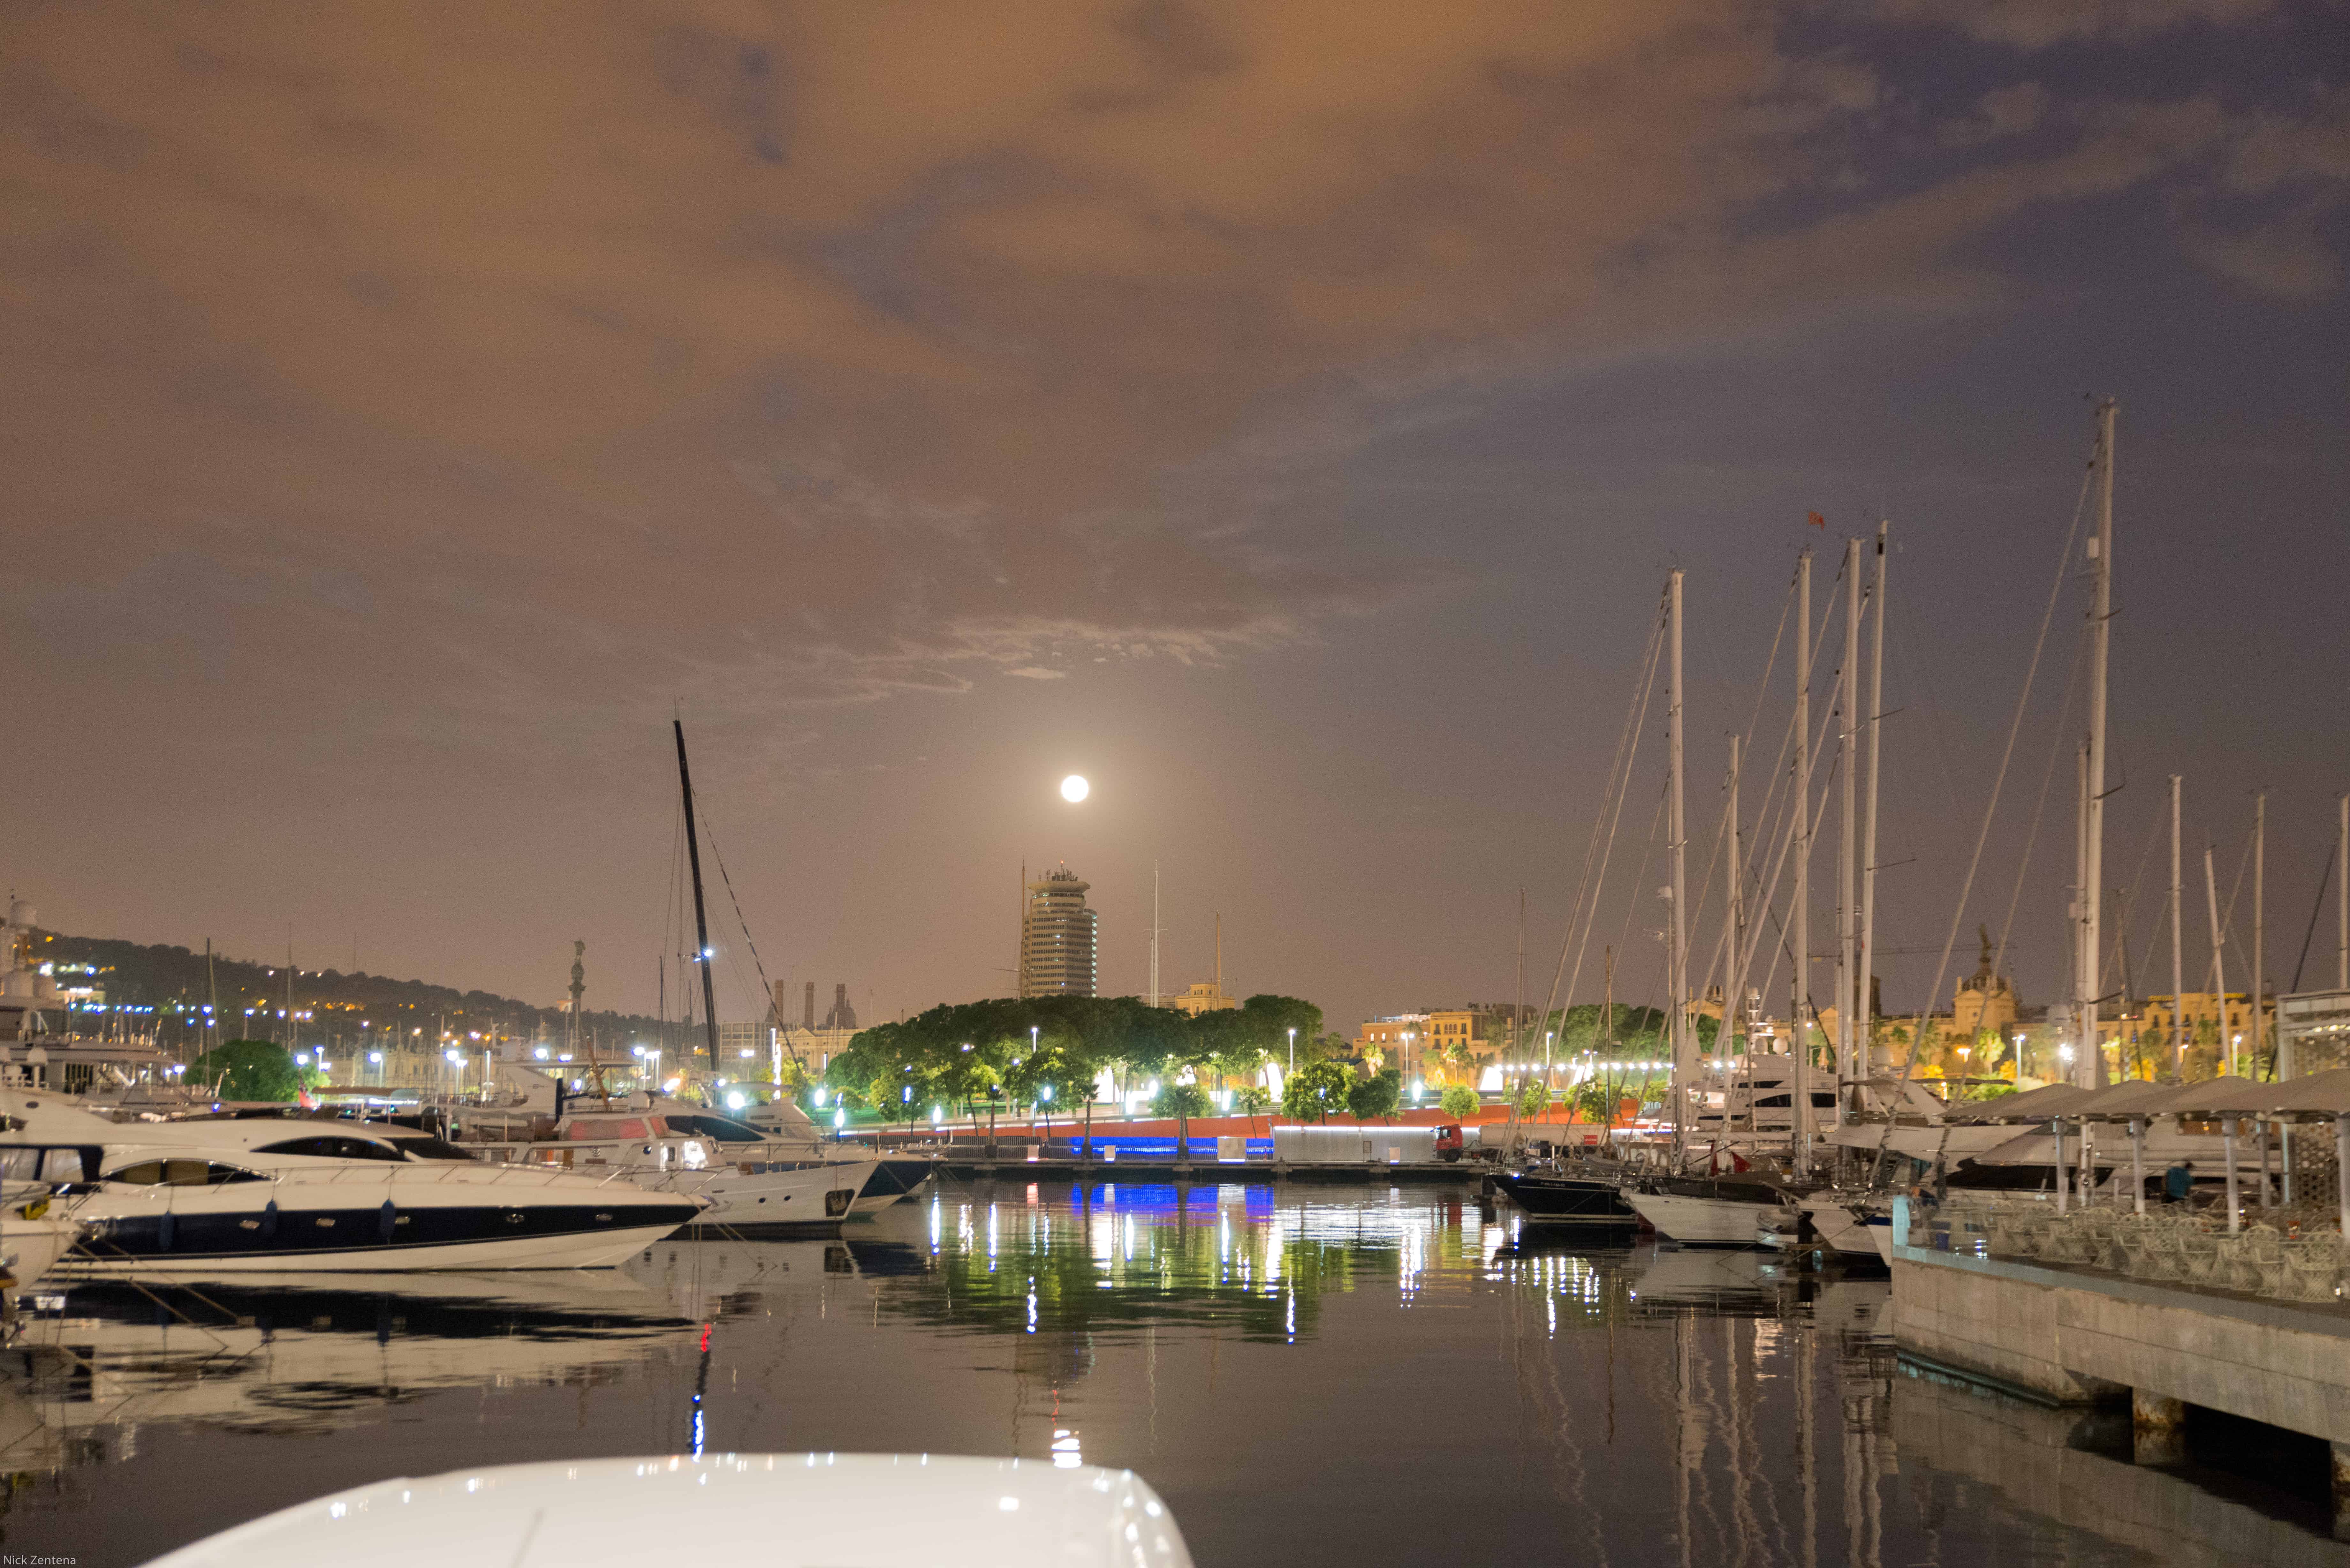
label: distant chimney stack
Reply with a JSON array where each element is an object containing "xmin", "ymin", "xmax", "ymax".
[{"xmin": 804, "ymin": 980, "xmax": 816, "ymax": 1031}]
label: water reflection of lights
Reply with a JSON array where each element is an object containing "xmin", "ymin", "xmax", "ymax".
[
  {"xmin": 894, "ymin": 1184, "xmax": 1635, "ymax": 1347},
  {"xmin": 1052, "ymin": 1427, "xmax": 1083, "ymax": 1468}
]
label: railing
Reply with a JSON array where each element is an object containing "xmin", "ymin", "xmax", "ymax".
[{"xmin": 1917, "ymin": 1195, "xmax": 2345, "ymax": 1305}]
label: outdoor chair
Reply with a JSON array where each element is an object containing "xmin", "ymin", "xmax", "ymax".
[
  {"xmin": 2281, "ymin": 1232, "xmax": 2344, "ymax": 1303},
  {"xmin": 2179, "ymin": 1227, "xmax": 2221, "ymax": 1285},
  {"xmin": 2236, "ymin": 1224, "xmax": 2284, "ymax": 1294}
]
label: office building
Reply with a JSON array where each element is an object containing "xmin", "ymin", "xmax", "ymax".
[{"xmin": 1020, "ymin": 869, "xmax": 1098, "ymax": 998}]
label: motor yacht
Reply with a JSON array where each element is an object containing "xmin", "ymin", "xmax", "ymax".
[
  {"xmin": 469, "ymin": 1110, "xmax": 876, "ymax": 1239},
  {"xmin": 645, "ymin": 1099, "xmax": 934, "ymax": 1217},
  {"xmin": 4, "ymin": 1092, "xmax": 706, "ymax": 1272}
]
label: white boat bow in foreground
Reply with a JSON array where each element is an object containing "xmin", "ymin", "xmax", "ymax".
[{"xmin": 142, "ymin": 1452, "xmax": 1194, "ymax": 1568}]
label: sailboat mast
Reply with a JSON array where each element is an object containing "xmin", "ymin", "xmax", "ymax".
[
  {"xmin": 2204, "ymin": 843, "xmax": 2226, "ymax": 1074},
  {"xmin": 1667, "ymin": 570, "xmax": 1688, "ymax": 1157},
  {"xmin": 674, "ymin": 719, "xmax": 721, "ymax": 1071},
  {"xmin": 1837, "ymin": 538, "xmax": 1860, "ymax": 1099},
  {"xmin": 2079, "ymin": 399, "xmax": 2117, "ymax": 1086},
  {"xmin": 1857, "ymin": 521, "xmax": 1887, "ymax": 1087},
  {"xmin": 2170, "ymin": 776, "xmax": 2184, "ymax": 1078},
  {"xmin": 1720, "ymin": 736, "xmax": 1740, "ymax": 1109},
  {"xmin": 1517, "ymin": 887, "xmax": 1528, "ymax": 1079},
  {"xmin": 1149, "ymin": 863, "xmax": 1161, "ymax": 1010},
  {"xmin": 1793, "ymin": 550, "xmax": 1812, "ymax": 1128},
  {"xmin": 2339, "ymin": 791, "xmax": 2348, "ymax": 991},
  {"xmin": 2253, "ymin": 791, "xmax": 2266, "ymax": 1071}
]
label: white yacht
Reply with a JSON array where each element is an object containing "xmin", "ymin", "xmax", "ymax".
[
  {"xmin": 1625, "ymin": 1173, "xmax": 1802, "ymax": 1247},
  {"xmin": 4, "ymin": 1093, "xmax": 706, "ymax": 1272},
  {"xmin": 471, "ymin": 1109, "xmax": 878, "ymax": 1239},
  {"xmin": 646, "ymin": 1098, "xmax": 934, "ymax": 1217}
]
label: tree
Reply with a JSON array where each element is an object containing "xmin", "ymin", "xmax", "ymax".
[
  {"xmin": 1151, "ymin": 1082, "xmax": 1210, "ymax": 1121},
  {"xmin": 1515, "ymin": 1079, "xmax": 1551, "ymax": 1119},
  {"xmin": 1234, "ymin": 1084, "xmax": 1272, "ymax": 1131},
  {"xmin": 1438, "ymin": 1083, "xmax": 1480, "ymax": 1121},
  {"xmin": 1282, "ymin": 1059, "xmax": 1352, "ymax": 1122},
  {"xmin": 189, "ymin": 1039, "xmax": 313, "ymax": 1102},
  {"xmin": 1346, "ymin": 1067, "xmax": 1401, "ymax": 1123}
]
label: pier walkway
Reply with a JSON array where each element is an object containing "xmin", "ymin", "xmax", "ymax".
[{"xmin": 1888, "ymin": 1196, "xmax": 2350, "ymax": 1533}]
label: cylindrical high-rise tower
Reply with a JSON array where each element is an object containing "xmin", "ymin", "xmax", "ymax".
[{"xmin": 1020, "ymin": 870, "xmax": 1099, "ymax": 998}]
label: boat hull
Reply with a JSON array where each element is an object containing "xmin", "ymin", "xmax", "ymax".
[
  {"xmin": 52, "ymin": 1165, "xmax": 705, "ymax": 1274},
  {"xmin": 1491, "ymin": 1172, "xmax": 1639, "ymax": 1226},
  {"xmin": 1625, "ymin": 1190, "xmax": 1785, "ymax": 1248},
  {"xmin": 645, "ymin": 1161, "xmax": 876, "ymax": 1239},
  {"xmin": 1, "ymin": 1213, "xmax": 81, "ymax": 1292}
]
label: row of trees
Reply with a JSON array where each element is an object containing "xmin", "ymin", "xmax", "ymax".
[{"xmin": 822, "ymin": 993, "xmax": 1324, "ymax": 1120}]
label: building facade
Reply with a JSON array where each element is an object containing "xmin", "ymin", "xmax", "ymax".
[
  {"xmin": 1165, "ymin": 980, "xmax": 1237, "ymax": 1017},
  {"xmin": 1020, "ymin": 869, "xmax": 1098, "ymax": 998}
]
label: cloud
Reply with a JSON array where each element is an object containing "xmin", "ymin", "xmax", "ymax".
[
  {"xmin": 0, "ymin": 0, "xmax": 2339, "ymax": 755},
  {"xmin": 1005, "ymin": 666, "xmax": 1069, "ymax": 680},
  {"xmin": 1940, "ymin": 82, "xmax": 2052, "ymax": 147},
  {"xmin": 1867, "ymin": 0, "xmax": 2281, "ymax": 49}
]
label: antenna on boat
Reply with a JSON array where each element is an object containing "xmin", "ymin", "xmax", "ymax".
[{"xmin": 675, "ymin": 718, "xmax": 721, "ymax": 1073}]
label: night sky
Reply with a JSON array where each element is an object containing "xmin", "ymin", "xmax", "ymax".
[{"xmin": 6, "ymin": 3, "xmax": 2345, "ymax": 1033}]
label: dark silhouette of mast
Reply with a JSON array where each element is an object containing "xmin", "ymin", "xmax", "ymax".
[{"xmin": 674, "ymin": 719, "xmax": 720, "ymax": 1071}]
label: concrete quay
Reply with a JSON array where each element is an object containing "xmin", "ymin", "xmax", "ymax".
[
  {"xmin": 1894, "ymin": 1361, "xmax": 2350, "ymax": 1566},
  {"xmin": 1887, "ymin": 1197, "xmax": 2350, "ymax": 1533}
]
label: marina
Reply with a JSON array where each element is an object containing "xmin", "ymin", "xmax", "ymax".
[
  {"xmin": 9, "ymin": 1182, "xmax": 2349, "ymax": 1566},
  {"xmin": 6, "ymin": 4, "xmax": 2343, "ymax": 1563}
]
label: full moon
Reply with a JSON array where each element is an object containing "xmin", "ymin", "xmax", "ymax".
[{"xmin": 1060, "ymin": 774, "xmax": 1090, "ymax": 803}]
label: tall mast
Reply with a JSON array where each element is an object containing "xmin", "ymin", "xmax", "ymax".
[
  {"xmin": 1149, "ymin": 863, "xmax": 1161, "ymax": 1009},
  {"xmin": 1517, "ymin": 887, "xmax": 1528, "ymax": 1078},
  {"xmin": 1668, "ymin": 570, "xmax": 1688, "ymax": 1157},
  {"xmin": 1722, "ymin": 735, "xmax": 1740, "ymax": 1084},
  {"xmin": 1857, "ymin": 522, "xmax": 1887, "ymax": 1089},
  {"xmin": 2339, "ymin": 792, "xmax": 2348, "ymax": 991},
  {"xmin": 2204, "ymin": 843, "xmax": 2226, "ymax": 1075},
  {"xmin": 1018, "ymin": 861, "xmax": 1026, "ymax": 998},
  {"xmin": 1837, "ymin": 538, "xmax": 1860, "ymax": 1096},
  {"xmin": 1793, "ymin": 551, "xmax": 1812, "ymax": 1111},
  {"xmin": 2079, "ymin": 399, "xmax": 2117, "ymax": 1087},
  {"xmin": 2169, "ymin": 776, "xmax": 2184, "ymax": 1079},
  {"xmin": 2074, "ymin": 742, "xmax": 2091, "ymax": 1078},
  {"xmin": 674, "ymin": 719, "xmax": 720, "ymax": 1071},
  {"xmin": 2252, "ymin": 792, "xmax": 2265, "ymax": 1071}
]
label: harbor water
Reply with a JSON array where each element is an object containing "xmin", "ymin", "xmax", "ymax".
[{"xmin": 2, "ymin": 1180, "xmax": 2340, "ymax": 1566}]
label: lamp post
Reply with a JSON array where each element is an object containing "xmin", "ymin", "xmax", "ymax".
[{"xmin": 1287, "ymin": 1028, "xmax": 1296, "ymax": 1074}]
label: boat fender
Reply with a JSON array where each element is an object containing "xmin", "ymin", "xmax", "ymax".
[
  {"xmin": 378, "ymin": 1200, "xmax": 398, "ymax": 1242},
  {"xmin": 158, "ymin": 1210, "xmax": 175, "ymax": 1252},
  {"xmin": 260, "ymin": 1200, "xmax": 279, "ymax": 1241}
]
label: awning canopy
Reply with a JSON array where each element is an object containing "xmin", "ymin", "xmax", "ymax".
[{"xmin": 1941, "ymin": 1082, "xmax": 2104, "ymax": 1124}]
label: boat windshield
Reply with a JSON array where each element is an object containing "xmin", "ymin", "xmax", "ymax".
[
  {"xmin": 251, "ymin": 1135, "xmax": 406, "ymax": 1163},
  {"xmin": 663, "ymin": 1113, "xmax": 767, "ymax": 1142},
  {"xmin": 389, "ymin": 1136, "xmax": 478, "ymax": 1162},
  {"xmin": 106, "ymin": 1158, "xmax": 268, "ymax": 1186}
]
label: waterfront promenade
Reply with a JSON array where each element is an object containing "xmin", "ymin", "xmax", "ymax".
[{"xmin": 1888, "ymin": 1196, "xmax": 2350, "ymax": 1534}]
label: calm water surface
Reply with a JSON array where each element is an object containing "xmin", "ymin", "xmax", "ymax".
[{"xmin": 0, "ymin": 1180, "xmax": 2339, "ymax": 1566}]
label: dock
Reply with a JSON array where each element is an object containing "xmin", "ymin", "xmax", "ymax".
[{"xmin": 1887, "ymin": 1196, "xmax": 2350, "ymax": 1532}]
